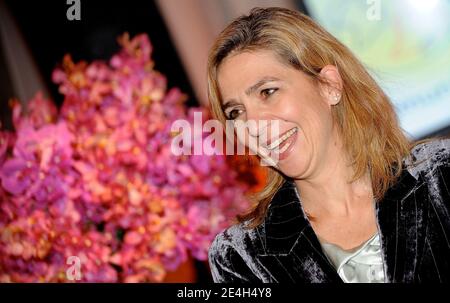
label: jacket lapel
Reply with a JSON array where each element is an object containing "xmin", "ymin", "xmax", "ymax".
[
  {"xmin": 375, "ymin": 165, "xmax": 429, "ymax": 282},
  {"xmin": 256, "ymin": 179, "xmax": 343, "ymax": 282}
]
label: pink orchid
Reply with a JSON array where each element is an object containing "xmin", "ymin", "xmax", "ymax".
[{"xmin": 0, "ymin": 33, "xmax": 255, "ymax": 282}]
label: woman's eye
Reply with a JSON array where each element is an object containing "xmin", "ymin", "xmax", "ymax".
[
  {"xmin": 261, "ymin": 88, "xmax": 277, "ymax": 98},
  {"xmin": 226, "ymin": 108, "xmax": 243, "ymax": 120}
]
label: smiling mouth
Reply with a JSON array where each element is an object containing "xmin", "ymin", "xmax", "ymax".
[{"xmin": 266, "ymin": 127, "xmax": 298, "ymax": 150}]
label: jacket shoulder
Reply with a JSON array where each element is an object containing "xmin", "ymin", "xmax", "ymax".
[
  {"xmin": 405, "ymin": 138, "xmax": 450, "ymax": 178},
  {"xmin": 208, "ymin": 222, "xmax": 262, "ymax": 282}
]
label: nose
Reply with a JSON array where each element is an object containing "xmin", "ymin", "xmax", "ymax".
[
  {"xmin": 246, "ymin": 121, "xmax": 261, "ymax": 139},
  {"xmin": 235, "ymin": 104, "xmax": 280, "ymax": 164},
  {"xmin": 244, "ymin": 103, "xmax": 268, "ymax": 138},
  {"xmin": 245, "ymin": 108, "xmax": 281, "ymax": 148}
]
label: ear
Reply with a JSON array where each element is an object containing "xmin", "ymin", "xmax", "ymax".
[{"xmin": 318, "ymin": 65, "xmax": 343, "ymax": 106}]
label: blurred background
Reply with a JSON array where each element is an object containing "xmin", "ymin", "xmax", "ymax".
[
  {"xmin": 0, "ymin": 0, "xmax": 449, "ymax": 283},
  {"xmin": 1, "ymin": 0, "xmax": 449, "ymax": 138}
]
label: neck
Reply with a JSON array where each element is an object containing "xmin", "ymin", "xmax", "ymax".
[{"xmin": 294, "ymin": 134, "xmax": 373, "ymax": 218}]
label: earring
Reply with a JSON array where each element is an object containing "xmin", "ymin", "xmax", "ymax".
[{"xmin": 333, "ymin": 93, "xmax": 340, "ymax": 102}]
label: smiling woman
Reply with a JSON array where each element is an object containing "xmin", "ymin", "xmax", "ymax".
[{"xmin": 206, "ymin": 7, "xmax": 450, "ymax": 283}]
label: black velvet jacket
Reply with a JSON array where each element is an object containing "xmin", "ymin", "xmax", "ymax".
[{"xmin": 208, "ymin": 139, "xmax": 450, "ymax": 283}]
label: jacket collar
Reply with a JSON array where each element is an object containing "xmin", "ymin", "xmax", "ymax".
[{"xmin": 257, "ymin": 178, "xmax": 309, "ymax": 255}]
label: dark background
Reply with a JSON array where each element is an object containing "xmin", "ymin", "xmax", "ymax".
[{"xmin": 1, "ymin": 0, "xmax": 197, "ymax": 130}]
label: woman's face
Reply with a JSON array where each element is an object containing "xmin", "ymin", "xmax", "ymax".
[{"xmin": 217, "ymin": 49, "xmax": 342, "ymax": 179}]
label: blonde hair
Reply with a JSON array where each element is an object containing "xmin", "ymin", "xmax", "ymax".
[{"xmin": 207, "ymin": 7, "xmax": 436, "ymax": 229}]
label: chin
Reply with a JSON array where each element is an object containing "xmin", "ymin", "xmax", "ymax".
[
  {"xmin": 275, "ymin": 158, "xmax": 306, "ymax": 179},
  {"xmin": 277, "ymin": 167, "xmax": 303, "ymax": 179},
  {"xmin": 273, "ymin": 143, "xmax": 306, "ymax": 177}
]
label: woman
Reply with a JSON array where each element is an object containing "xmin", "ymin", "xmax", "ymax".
[{"xmin": 207, "ymin": 7, "xmax": 450, "ymax": 283}]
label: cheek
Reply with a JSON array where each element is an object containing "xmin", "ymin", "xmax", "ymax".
[
  {"xmin": 290, "ymin": 100, "xmax": 333, "ymax": 144},
  {"xmin": 235, "ymin": 128, "xmax": 259, "ymax": 154},
  {"xmin": 297, "ymin": 94, "xmax": 330, "ymax": 124},
  {"xmin": 307, "ymin": 111, "xmax": 329, "ymax": 131}
]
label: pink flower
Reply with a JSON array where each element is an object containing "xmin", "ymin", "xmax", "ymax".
[
  {"xmin": 0, "ymin": 33, "xmax": 254, "ymax": 282},
  {"xmin": 0, "ymin": 131, "xmax": 15, "ymax": 166},
  {"xmin": 0, "ymin": 157, "xmax": 37, "ymax": 195}
]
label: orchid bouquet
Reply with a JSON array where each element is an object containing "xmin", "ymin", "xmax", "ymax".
[{"xmin": 0, "ymin": 33, "xmax": 256, "ymax": 282}]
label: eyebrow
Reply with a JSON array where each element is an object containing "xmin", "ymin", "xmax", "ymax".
[{"xmin": 221, "ymin": 76, "xmax": 280, "ymax": 111}]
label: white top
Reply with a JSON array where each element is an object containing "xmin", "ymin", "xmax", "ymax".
[{"xmin": 318, "ymin": 233, "xmax": 386, "ymax": 283}]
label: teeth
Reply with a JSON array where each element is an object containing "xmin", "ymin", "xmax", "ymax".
[
  {"xmin": 277, "ymin": 140, "xmax": 291, "ymax": 154},
  {"xmin": 268, "ymin": 127, "xmax": 298, "ymax": 150}
]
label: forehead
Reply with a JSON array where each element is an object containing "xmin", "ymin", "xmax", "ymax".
[{"xmin": 217, "ymin": 50, "xmax": 287, "ymax": 96}]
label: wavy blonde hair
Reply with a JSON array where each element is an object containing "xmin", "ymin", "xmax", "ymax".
[{"xmin": 207, "ymin": 7, "xmax": 435, "ymax": 229}]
